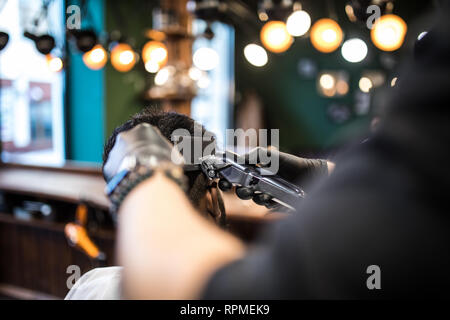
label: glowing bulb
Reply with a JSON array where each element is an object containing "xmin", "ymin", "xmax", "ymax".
[
  {"xmin": 286, "ymin": 10, "xmax": 311, "ymax": 37},
  {"xmin": 188, "ymin": 67, "xmax": 202, "ymax": 81},
  {"xmin": 359, "ymin": 77, "xmax": 373, "ymax": 93},
  {"xmin": 145, "ymin": 60, "xmax": 160, "ymax": 73},
  {"xmin": 320, "ymin": 74, "xmax": 335, "ymax": 90},
  {"xmin": 46, "ymin": 55, "xmax": 63, "ymax": 72},
  {"xmin": 336, "ymin": 80, "xmax": 349, "ymax": 95},
  {"xmin": 154, "ymin": 66, "xmax": 175, "ymax": 86},
  {"xmin": 260, "ymin": 21, "xmax": 293, "ymax": 53},
  {"xmin": 111, "ymin": 43, "xmax": 136, "ymax": 72},
  {"xmin": 341, "ymin": 38, "xmax": 368, "ymax": 63},
  {"xmin": 371, "ymin": 14, "xmax": 407, "ymax": 52},
  {"xmin": 243, "ymin": 44, "xmax": 268, "ymax": 67},
  {"xmin": 193, "ymin": 47, "xmax": 219, "ymax": 71},
  {"xmin": 391, "ymin": 77, "xmax": 398, "ymax": 87},
  {"xmin": 417, "ymin": 31, "xmax": 427, "ymax": 41},
  {"xmin": 197, "ymin": 74, "xmax": 211, "ymax": 89},
  {"xmin": 142, "ymin": 41, "xmax": 168, "ymax": 67},
  {"xmin": 310, "ymin": 19, "xmax": 343, "ymax": 53},
  {"xmin": 82, "ymin": 45, "xmax": 107, "ymax": 70}
]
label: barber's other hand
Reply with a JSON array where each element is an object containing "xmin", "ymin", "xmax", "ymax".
[
  {"xmin": 244, "ymin": 147, "xmax": 330, "ymax": 186},
  {"xmin": 103, "ymin": 123, "xmax": 184, "ymax": 182}
]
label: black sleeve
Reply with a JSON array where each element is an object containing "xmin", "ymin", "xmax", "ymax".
[{"xmin": 202, "ymin": 10, "xmax": 450, "ymax": 299}]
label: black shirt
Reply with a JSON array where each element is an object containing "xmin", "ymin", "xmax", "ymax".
[{"xmin": 202, "ymin": 8, "xmax": 450, "ymax": 299}]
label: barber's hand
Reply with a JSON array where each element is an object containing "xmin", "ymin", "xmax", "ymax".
[
  {"xmin": 103, "ymin": 123, "xmax": 184, "ymax": 183},
  {"xmin": 244, "ymin": 147, "xmax": 329, "ymax": 185}
]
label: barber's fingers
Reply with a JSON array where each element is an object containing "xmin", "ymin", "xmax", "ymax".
[
  {"xmin": 235, "ymin": 186, "xmax": 254, "ymax": 200},
  {"xmin": 218, "ymin": 178, "xmax": 232, "ymax": 192},
  {"xmin": 252, "ymin": 193, "xmax": 272, "ymax": 206}
]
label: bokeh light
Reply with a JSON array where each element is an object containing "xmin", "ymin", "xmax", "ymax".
[
  {"xmin": 310, "ymin": 18, "xmax": 343, "ymax": 53},
  {"xmin": 260, "ymin": 21, "xmax": 293, "ymax": 53},
  {"xmin": 341, "ymin": 38, "xmax": 368, "ymax": 63},
  {"xmin": 110, "ymin": 43, "xmax": 137, "ymax": 72},
  {"xmin": 371, "ymin": 14, "xmax": 407, "ymax": 52},
  {"xmin": 244, "ymin": 44, "xmax": 268, "ymax": 67},
  {"xmin": 82, "ymin": 44, "xmax": 107, "ymax": 70},
  {"xmin": 286, "ymin": 10, "xmax": 311, "ymax": 37},
  {"xmin": 193, "ymin": 47, "xmax": 219, "ymax": 71}
]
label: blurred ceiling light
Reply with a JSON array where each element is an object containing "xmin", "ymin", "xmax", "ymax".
[
  {"xmin": 188, "ymin": 67, "xmax": 203, "ymax": 81},
  {"xmin": 82, "ymin": 44, "xmax": 107, "ymax": 70},
  {"xmin": 320, "ymin": 74, "xmax": 335, "ymax": 90},
  {"xmin": 258, "ymin": 11, "xmax": 269, "ymax": 22},
  {"xmin": 142, "ymin": 41, "xmax": 168, "ymax": 67},
  {"xmin": 46, "ymin": 54, "xmax": 63, "ymax": 72},
  {"xmin": 197, "ymin": 73, "xmax": 211, "ymax": 89},
  {"xmin": 193, "ymin": 47, "xmax": 219, "ymax": 71},
  {"xmin": 391, "ymin": 76, "xmax": 398, "ymax": 87},
  {"xmin": 155, "ymin": 66, "xmax": 175, "ymax": 86},
  {"xmin": 359, "ymin": 77, "xmax": 373, "ymax": 93},
  {"xmin": 341, "ymin": 38, "xmax": 368, "ymax": 63},
  {"xmin": 286, "ymin": 10, "xmax": 311, "ymax": 37},
  {"xmin": 110, "ymin": 43, "xmax": 137, "ymax": 72},
  {"xmin": 371, "ymin": 14, "xmax": 407, "ymax": 51},
  {"xmin": 244, "ymin": 44, "xmax": 268, "ymax": 67},
  {"xmin": 336, "ymin": 80, "xmax": 349, "ymax": 95},
  {"xmin": 310, "ymin": 19, "xmax": 343, "ymax": 53},
  {"xmin": 260, "ymin": 21, "xmax": 293, "ymax": 53},
  {"xmin": 417, "ymin": 31, "xmax": 427, "ymax": 41},
  {"xmin": 145, "ymin": 60, "xmax": 160, "ymax": 73}
]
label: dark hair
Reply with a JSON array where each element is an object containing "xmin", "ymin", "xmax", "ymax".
[{"xmin": 102, "ymin": 107, "xmax": 212, "ymax": 208}]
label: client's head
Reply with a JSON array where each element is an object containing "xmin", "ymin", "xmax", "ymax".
[{"xmin": 103, "ymin": 108, "xmax": 220, "ymax": 221}]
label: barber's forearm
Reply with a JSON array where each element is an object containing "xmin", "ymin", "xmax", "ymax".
[{"xmin": 117, "ymin": 171, "xmax": 245, "ymax": 299}]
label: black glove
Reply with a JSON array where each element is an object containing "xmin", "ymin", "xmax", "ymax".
[
  {"xmin": 103, "ymin": 123, "xmax": 186, "ymax": 215},
  {"xmin": 244, "ymin": 147, "xmax": 329, "ymax": 186},
  {"xmin": 223, "ymin": 147, "xmax": 328, "ymax": 209},
  {"xmin": 103, "ymin": 123, "xmax": 184, "ymax": 183}
]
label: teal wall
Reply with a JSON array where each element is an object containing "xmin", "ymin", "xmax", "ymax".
[{"xmin": 67, "ymin": 0, "xmax": 105, "ymax": 163}]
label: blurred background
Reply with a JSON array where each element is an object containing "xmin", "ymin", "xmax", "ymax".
[
  {"xmin": 0, "ymin": 0, "xmax": 437, "ymax": 165},
  {"xmin": 0, "ymin": 0, "xmax": 438, "ymax": 299}
]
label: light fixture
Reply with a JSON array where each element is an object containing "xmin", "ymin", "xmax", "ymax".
[
  {"xmin": 310, "ymin": 19, "xmax": 343, "ymax": 53},
  {"xmin": 371, "ymin": 14, "xmax": 407, "ymax": 52},
  {"xmin": 24, "ymin": 32, "xmax": 56, "ymax": 55},
  {"xmin": 82, "ymin": 44, "xmax": 108, "ymax": 70},
  {"xmin": 341, "ymin": 38, "xmax": 368, "ymax": 63},
  {"xmin": 391, "ymin": 77, "xmax": 398, "ymax": 87},
  {"xmin": 188, "ymin": 67, "xmax": 203, "ymax": 81},
  {"xmin": 145, "ymin": 60, "xmax": 160, "ymax": 73},
  {"xmin": 286, "ymin": 10, "xmax": 311, "ymax": 37},
  {"xmin": 320, "ymin": 73, "xmax": 335, "ymax": 90},
  {"xmin": 260, "ymin": 20, "xmax": 293, "ymax": 53},
  {"xmin": 193, "ymin": 47, "xmax": 219, "ymax": 71},
  {"xmin": 155, "ymin": 65, "xmax": 176, "ymax": 86},
  {"xmin": 0, "ymin": 31, "xmax": 9, "ymax": 51},
  {"xmin": 244, "ymin": 44, "xmax": 268, "ymax": 67},
  {"xmin": 142, "ymin": 40, "xmax": 168, "ymax": 68},
  {"xmin": 359, "ymin": 77, "xmax": 373, "ymax": 93},
  {"xmin": 197, "ymin": 73, "xmax": 211, "ymax": 89},
  {"xmin": 70, "ymin": 29, "xmax": 98, "ymax": 53},
  {"xmin": 417, "ymin": 31, "xmax": 427, "ymax": 41},
  {"xmin": 46, "ymin": 54, "xmax": 63, "ymax": 72},
  {"xmin": 110, "ymin": 43, "xmax": 137, "ymax": 72}
]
